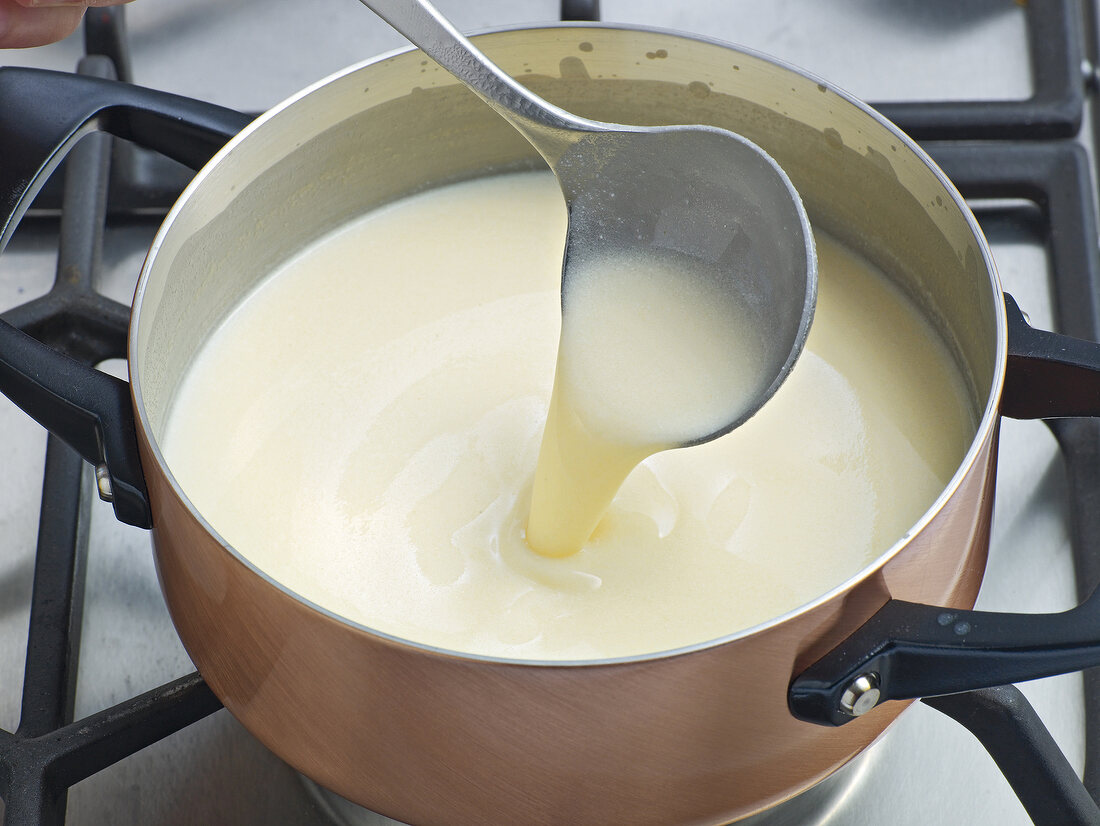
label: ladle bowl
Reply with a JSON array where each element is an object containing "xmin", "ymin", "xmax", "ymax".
[{"xmin": 360, "ymin": 0, "xmax": 818, "ymax": 442}]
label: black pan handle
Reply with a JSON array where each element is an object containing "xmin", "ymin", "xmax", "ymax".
[
  {"xmin": 1002, "ymin": 293, "xmax": 1100, "ymax": 418},
  {"xmin": 0, "ymin": 67, "xmax": 252, "ymax": 528},
  {"xmin": 0, "ymin": 67, "xmax": 251, "ymax": 250},
  {"xmin": 789, "ymin": 294, "xmax": 1100, "ymax": 726}
]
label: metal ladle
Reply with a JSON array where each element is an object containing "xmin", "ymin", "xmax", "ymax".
[{"xmin": 358, "ymin": 0, "xmax": 817, "ymax": 444}]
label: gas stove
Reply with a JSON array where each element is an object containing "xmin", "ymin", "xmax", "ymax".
[{"xmin": 0, "ymin": 1, "xmax": 1097, "ymax": 824}]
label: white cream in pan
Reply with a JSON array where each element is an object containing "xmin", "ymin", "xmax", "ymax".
[{"xmin": 162, "ymin": 171, "xmax": 976, "ymax": 661}]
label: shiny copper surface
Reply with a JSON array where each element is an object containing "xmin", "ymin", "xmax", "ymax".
[{"xmin": 139, "ymin": 423, "xmax": 996, "ymax": 826}]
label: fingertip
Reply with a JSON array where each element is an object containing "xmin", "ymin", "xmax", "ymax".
[{"xmin": 0, "ymin": 2, "xmax": 84, "ymax": 47}]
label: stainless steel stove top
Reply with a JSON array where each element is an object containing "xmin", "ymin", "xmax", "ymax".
[{"xmin": 0, "ymin": 1, "xmax": 1090, "ymax": 823}]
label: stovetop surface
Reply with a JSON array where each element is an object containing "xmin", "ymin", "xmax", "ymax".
[{"xmin": 0, "ymin": 1, "xmax": 1090, "ymax": 823}]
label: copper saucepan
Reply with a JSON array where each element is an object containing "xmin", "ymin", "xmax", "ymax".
[{"xmin": 2, "ymin": 23, "xmax": 1099, "ymax": 826}]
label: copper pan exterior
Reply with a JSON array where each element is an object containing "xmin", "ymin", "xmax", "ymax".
[{"xmin": 129, "ymin": 25, "xmax": 1007, "ymax": 826}]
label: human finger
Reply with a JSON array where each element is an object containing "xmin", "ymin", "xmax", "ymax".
[
  {"xmin": 9, "ymin": 0, "xmax": 132, "ymax": 8},
  {"xmin": 0, "ymin": 0, "xmax": 84, "ymax": 48}
]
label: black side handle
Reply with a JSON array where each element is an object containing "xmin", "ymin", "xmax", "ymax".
[
  {"xmin": 0, "ymin": 67, "xmax": 252, "ymax": 251},
  {"xmin": 0, "ymin": 68, "xmax": 252, "ymax": 527},
  {"xmin": 1003, "ymin": 293, "xmax": 1100, "ymax": 418},
  {"xmin": 789, "ymin": 292, "xmax": 1100, "ymax": 726},
  {"xmin": 0, "ymin": 323, "xmax": 148, "ymax": 526},
  {"xmin": 789, "ymin": 597, "xmax": 1100, "ymax": 727}
]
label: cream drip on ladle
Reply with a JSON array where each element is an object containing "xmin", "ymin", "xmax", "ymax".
[{"xmin": 357, "ymin": 0, "xmax": 817, "ymax": 555}]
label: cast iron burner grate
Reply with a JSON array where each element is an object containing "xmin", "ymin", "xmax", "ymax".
[
  {"xmin": 1, "ymin": 2, "xmax": 1099, "ymax": 824},
  {"xmin": 0, "ymin": 16, "xmax": 222, "ymax": 825}
]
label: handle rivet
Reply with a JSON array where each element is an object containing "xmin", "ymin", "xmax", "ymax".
[
  {"xmin": 840, "ymin": 672, "xmax": 881, "ymax": 717},
  {"xmin": 94, "ymin": 464, "xmax": 114, "ymax": 502}
]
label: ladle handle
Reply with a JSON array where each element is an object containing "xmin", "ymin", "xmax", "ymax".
[
  {"xmin": 357, "ymin": 0, "xmax": 602, "ymax": 165},
  {"xmin": 789, "ymin": 293, "xmax": 1100, "ymax": 726}
]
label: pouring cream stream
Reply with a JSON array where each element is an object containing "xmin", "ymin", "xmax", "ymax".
[{"xmin": 527, "ymin": 252, "xmax": 767, "ymax": 555}]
